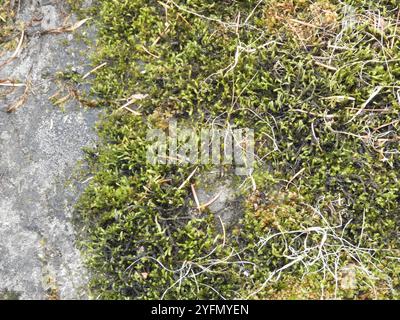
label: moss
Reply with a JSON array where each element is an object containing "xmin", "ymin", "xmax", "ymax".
[
  {"xmin": 73, "ymin": 0, "xmax": 400, "ymax": 299},
  {"xmin": 0, "ymin": 289, "xmax": 21, "ymax": 300},
  {"xmin": 0, "ymin": 0, "xmax": 17, "ymax": 52}
]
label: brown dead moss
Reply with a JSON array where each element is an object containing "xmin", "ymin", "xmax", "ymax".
[
  {"xmin": 247, "ymin": 189, "xmax": 311, "ymax": 231},
  {"xmin": 264, "ymin": 0, "xmax": 338, "ymax": 42}
]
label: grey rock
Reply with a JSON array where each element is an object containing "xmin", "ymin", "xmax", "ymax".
[
  {"xmin": 196, "ymin": 172, "xmax": 244, "ymax": 230},
  {"xmin": 0, "ymin": 0, "xmax": 98, "ymax": 299}
]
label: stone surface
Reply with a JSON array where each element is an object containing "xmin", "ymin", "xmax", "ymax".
[
  {"xmin": 196, "ymin": 172, "xmax": 244, "ymax": 230},
  {"xmin": 0, "ymin": 0, "xmax": 98, "ymax": 299}
]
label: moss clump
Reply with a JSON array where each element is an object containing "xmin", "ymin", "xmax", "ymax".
[
  {"xmin": 0, "ymin": 0, "xmax": 18, "ymax": 52},
  {"xmin": 0, "ymin": 289, "xmax": 20, "ymax": 300},
  {"xmin": 74, "ymin": 0, "xmax": 400, "ymax": 299}
]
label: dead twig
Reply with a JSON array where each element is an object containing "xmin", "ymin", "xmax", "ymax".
[
  {"xmin": 0, "ymin": 28, "xmax": 24, "ymax": 70},
  {"xmin": 191, "ymin": 183, "xmax": 201, "ymax": 212},
  {"xmin": 0, "ymin": 79, "xmax": 25, "ymax": 87},
  {"xmin": 82, "ymin": 62, "xmax": 107, "ymax": 80},
  {"xmin": 6, "ymin": 80, "xmax": 30, "ymax": 112},
  {"xmin": 346, "ymin": 86, "xmax": 383, "ymax": 123},
  {"xmin": 285, "ymin": 168, "xmax": 306, "ymax": 190},
  {"xmin": 118, "ymin": 93, "xmax": 148, "ymax": 115},
  {"xmin": 178, "ymin": 167, "xmax": 198, "ymax": 190},
  {"xmin": 199, "ymin": 191, "xmax": 222, "ymax": 210},
  {"xmin": 42, "ymin": 18, "xmax": 91, "ymax": 35}
]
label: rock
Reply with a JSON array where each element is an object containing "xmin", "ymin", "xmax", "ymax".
[
  {"xmin": 0, "ymin": 0, "xmax": 98, "ymax": 299},
  {"xmin": 340, "ymin": 263, "xmax": 357, "ymax": 291},
  {"xmin": 196, "ymin": 172, "xmax": 244, "ymax": 230}
]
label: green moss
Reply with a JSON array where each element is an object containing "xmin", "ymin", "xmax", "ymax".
[
  {"xmin": 0, "ymin": 0, "xmax": 17, "ymax": 50},
  {"xmin": 74, "ymin": 0, "xmax": 400, "ymax": 299},
  {"xmin": 0, "ymin": 289, "xmax": 21, "ymax": 300}
]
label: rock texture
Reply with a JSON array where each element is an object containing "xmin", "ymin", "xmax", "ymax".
[
  {"xmin": 196, "ymin": 173, "xmax": 244, "ymax": 230},
  {"xmin": 0, "ymin": 0, "xmax": 98, "ymax": 299}
]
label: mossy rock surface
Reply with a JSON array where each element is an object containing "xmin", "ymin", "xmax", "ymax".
[{"xmin": 73, "ymin": 0, "xmax": 400, "ymax": 299}]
